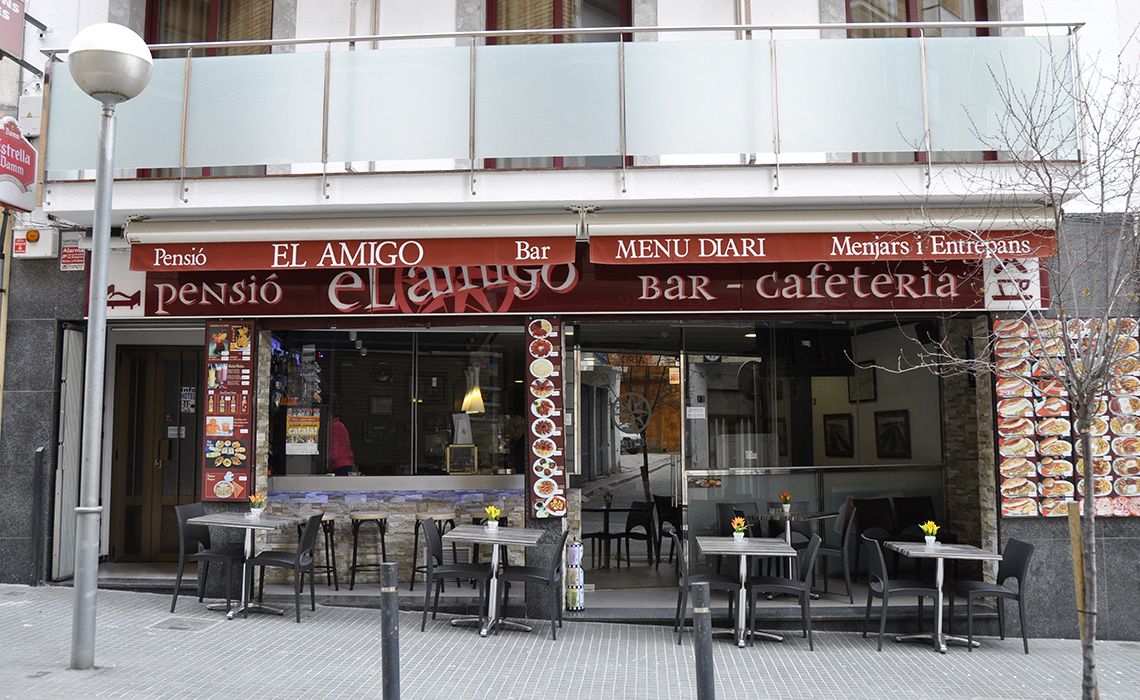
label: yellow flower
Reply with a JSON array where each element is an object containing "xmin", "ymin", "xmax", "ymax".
[
  {"xmin": 730, "ymin": 516, "xmax": 747, "ymax": 533},
  {"xmin": 920, "ymin": 520, "xmax": 940, "ymax": 536},
  {"xmin": 485, "ymin": 505, "xmax": 502, "ymax": 521}
]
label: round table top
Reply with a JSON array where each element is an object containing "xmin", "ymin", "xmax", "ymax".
[
  {"xmin": 350, "ymin": 511, "xmax": 389, "ymax": 521},
  {"xmin": 415, "ymin": 511, "xmax": 456, "ymax": 521}
]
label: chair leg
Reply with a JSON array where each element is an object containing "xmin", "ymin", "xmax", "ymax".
[
  {"xmin": 877, "ymin": 594, "xmax": 889, "ymax": 652},
  {"xmin": 997, "ymin": 598, "xmax": 1006, "ymax": 640},
  {"xmin": 842, "ymin": 551, "xmax": 854, "ymax": 604},
  {"xmin": 917, "ymin": 597, "xmax": 924, "ymax": 633},
  {"xmin": 350, "ymin": 520, "xmax": 362, "ymax": 591},
  {"xmin": 224, "ymin": 561, "xmax": 233, "ymax": 609},
  {"xmin": 549, "ymin": 581, "xmax": 558, "ymax": 640},
  {"xmin": 198, "ymin": 561, "xmax": 209, "ymax": 603},
  {"xmin": 967, "ymin": 594, "xmax": 975, "ymax": 651},
  {"xmin": 171, "ymin": 558, "xmax": 186, "ymax": 613},
  {"xmin": 677, "ymin": 589, "xmax": 688, "ymax": 645},
  {"xmin": 673, "ymin": 588, "xmax": 684, "ymax": 634},
  {"xmin": 410, "ymin": 520, "xmax": 421, "ymax": 592},
  {"xmin": 257, "ymin": 566, "xmax": 266, "ymax": 602},
  {"xmin": 862, "ymin": 591, "xmax": 873, "ymax": 638},
  {"xmin": 821, "ymin": 557, "xmax": 830, "ymax": 594},
  {"xmin": 747, "ymin": 588, "xmax": 756, "ymax": 647},
  {"xmin": 420, "ymin": 574, "xmax": 432, "ymax": 632},
  {"xmin": 948, "ymin": 591, "xmax": 955, "ymax": 635},
  {"xmin": 293, "ymin": 569, "xmax": 302, "ymax": 623},
  {"xmin": 501, "ymin": 581, "xmax": 511, "ymax": 634},
  {"xmin": 309, "ymin": 566, "xmax": 317, "ymax": 611},
  {"xmin": 432, "ymin": 579, "xmax": 442, "ymax": 620},
  {"xmin": 802, "ymin": 591, "xmax": 813, "ymax": 650},
  {"xmin": 329, "ymin": 522, "xmax": 339, "ymax": 591},
  {"xmin": 1018, "ymin": 597, "xmax": 1029, "ymax": 654}
]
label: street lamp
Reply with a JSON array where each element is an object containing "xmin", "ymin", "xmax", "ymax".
[{"xmin": 67, "ymin": 23, "xmax": 152, "ymax": 671}]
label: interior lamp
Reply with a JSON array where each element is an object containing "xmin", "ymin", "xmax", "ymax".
[{"xmin": 461, "ymin": 366, "xmax": 485, "ymax": 414}]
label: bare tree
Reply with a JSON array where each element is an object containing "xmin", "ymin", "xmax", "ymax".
[{"xmin": 869, "ymin": 36, "xmax": 1140, "ymax": 698}]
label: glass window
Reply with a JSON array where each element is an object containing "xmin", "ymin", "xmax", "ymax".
[{"xmin": 268, "ymin": 330, "xmax": 526, "ymax": 476}]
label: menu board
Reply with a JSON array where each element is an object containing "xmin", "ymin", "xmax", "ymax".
[
  {"xmin": 526, "ymin": 317, "xmax": 567, "ymax": 518},
  {"xmin": 201, "ymin": 320, "xmax": 256, "ymax": 502},
  {"xmin": 995, "ymin": 318, "xmax": 1140, "ymax": 517}
]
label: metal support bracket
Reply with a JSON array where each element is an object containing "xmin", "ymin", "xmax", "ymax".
[
  {"xmin": 918, "ymin": 29, "xmax": 933, "ymax": 188},
  {"xmin": 320, "ymin": 43, "xmax": 332, "ymax": 200},
  {"xmin": 177, "ymin": 49, "xmax": 193, "ymax": 203},
  {"xmin": 469, "ymin": 37, "xmax": 478, "ymax": 196},
  {"xmin": 618, "ymin": 35, "xmax": 628, "ymax": 193}
]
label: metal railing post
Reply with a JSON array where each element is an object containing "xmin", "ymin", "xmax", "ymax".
[
  {"xmin": 918, "ymin": 28, "xmax": 933, "ymax": 188},
  {"xmin": 380, "ymin": 562, "xmax": 400, "ymax": 699},
  {"xmin": 618, "ymin": 34, "xmax": 628, "ymax": 193},
  {"xmin": 469, "ymin": 37, "xmax": 477, "ymax": 196},
  {"xmin": 768, "ymin": 29, "xmax": 781, "ymax": 191},
  {"xmin": 692, "ymin": 582, "xmax": 715, "ymax": 699},
  {"xmin": 320, "ymin": 43, "xmax": 332, "ymax": 199},
  {"xmin": 1069, "ymin": 26, "xmax": 1085, "ymax": 163},
  {"xmin": 178, "ymin": 49, "xmax": 193, "ymax": 202}
]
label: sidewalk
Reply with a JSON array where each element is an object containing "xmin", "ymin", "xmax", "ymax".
[{"xmin": 2, "ymin": 583, "xmax": 1138, "ymax": 699}]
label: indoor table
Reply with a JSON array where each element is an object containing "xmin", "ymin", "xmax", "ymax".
[
  {"xmin": 188, "ymin": 512, "xmax": 302, "ymax": 620},
  {"xmin": 884, "ymin": 541, "xmax": 1003, "ymax": 653},
  {"xmin": 696, "ymin": 536, "xmax": 797, "ymax": 647},
  {"xmin": 443, "ymin": 524, "xmax": 546, "ymax": 637},
  {"xmin": 582, "ymin": 505, "xmax": 635, "ymax": 568}
]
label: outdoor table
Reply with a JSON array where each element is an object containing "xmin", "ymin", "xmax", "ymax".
[
  {"xmin": 442, "ymin": 524, "xmax": 546, "ymax": 637},
  {"xmin": 884, "ymin": 541, "xmax": 1003, "ymax": 653},
  {"xmin": 188, "ymin": 512, "xmax": 303, "ymax": 620},
  {"xmin": 753, "ymin": 510, "xmax": 839, "ymax": 584},
  {"xmin": 696, "ymin": 536, "xmax": 797, "ymax": 648},
  {"xmin": 581, "ymin": 505, "xmax": 635, "ymax": 568}
]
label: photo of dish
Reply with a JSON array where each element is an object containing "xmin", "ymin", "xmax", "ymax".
[
  {"xmin": 206, "ymin": 439, "xmax": 248, "ymax": 468},
  {"xmin": 544, "ymin": 494, "xmax": 568, "ymax": 515},
  {"xmin": 530, "ymin": 378, "xmax": 555, "ymax": 398},
  {"xmin": 1090, "ymin": 416, "xmax": 1110, "ymax": 436},
  {"xmin": 1110, "ymin": 318, "xmax": 1140, "ymax": 336},
  {"xmin": 1110, "ymin": 375, "xmax": 1140, "ymax": 396},
  {"xmin": 1002, "ymin": 496, "xmax": 1037, "ymax": 516},
  {"xmin": 1111, "ymin": 356, "xmax": 1140, "ymax": 376},
  {"xmin": 529, "ymin": 338, "xmax": 553, "ymax": 358},
  {"xmin": 995, "ymin": 338, "xmax": 1030, "ymax": 357},
  {"xmin": 1000, "ymin": 457, "xmax": 1035, "ymax": 478},
  {"xmin": 1110, "ymin": 396, "xmax": 1140, "ymax": 416},
  {"xmin": 532, "ymin": 438, "xmax": 556, "ymax": 458},
  {"xmin": 1039, "ymin": 498, "xmax": 1070, "ymax": 517},
  {"xmin": 1030, "ymin": 336, "xmax": 1065, "ymax": 357},
  {"xmin": 1035, "ymin": 379, "xmax": 1066, "ymax": 397},
  {"xmin": 532, "ymin": 458, "xmax": 558, "ymax": 477},
  {"xmin": 1001, "ymin": 477, "xmax": 1036, "ymax": 498},
  {"xmin": 1077, "ymin": 477, "xmax": 1112, "ymax": 497},
  {"xmin": 531, "ymin": 398, "xmax": 556, "ymax": 418},
  {"xmin": 994, "ymin": 320, "xmax": 1029, "ymax": 338},
  {"xmin": 533, "ymin": 477, "xmax": 559, "ymax": 498},
  {"xmin": 1114, "ymin": 457, "xmax": 1140, "ymax": 475},
  {"xmin": 1032, "ymin": 357, "xmax": 1065, "ymax": 378},
  {"xmin": 529, "ymin": 358, "xmax": 555, "ymax": 378},
  {"xmin": 1038, "ymin": 436, "xmax": 1073, "ymax": 456},
  {"xmin": 1114, "ymin": 335, "xmax": 1140, "ymax": 356},
  {"xmin": 1090, "ymin": 436, "xmax": 1111, "ymax": 456},
  {"xmin": 1076, "ymin": 458, "xmax": 1111, "ymax": 476},
  {"xmin": 998, "ymin": 398, "xmax": 1034, "ymax": 418},
  {"xmin": 1039, "ymin": 477, "xmax": 1075, "ymax": 498},
  {"xmin": 528, "ymin": 319, "xmax": 553, "ymax": 338},
  {"xmin": 996, "ymin": 376, "xmax": 1033, "ymax": 398},
  {"xmin": 998, "ymin": 417, "xmax": 1035, "ymax": 437},
  {"xmin": 999, "ymin": 437, "xmax": 1036, "ymax": 458},
  {"xmin": 997, "ymin": 358, "xmax": 1030, "ymax": 376},
  {"xmin": 532, "ymin": 418, "xmax": 556, "ymax": 438},
  {"xmin": 1035, "ymin": 396, "xmax": 1068, "ymax": 417},
  {"xmin": 1114, "ymin": 476, "xmax": 1140, "ymax": 496},
  {"xmin": 1036, "ymin": 417, "xmax": 1071, "ymax": 436},
  {"xmin": 212, "ymin": 479, "xmax": 235, "ymax": 498},
  {"xmin": 1039, "ymin": 457, "xmax": 1074, "ymax": 477},
  {"xmin": 1031, "ymin": 319, "xmax": 1063, "ymax": 337},
  {"xmin": 1112, "ymin": 435, "xmax": 1140, "ymax": 456}
]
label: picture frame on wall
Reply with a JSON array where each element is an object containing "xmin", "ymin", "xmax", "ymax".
[
  {"xmin": 848, "ymin": 361, "xmax": 877, "ymax": 403},
  {"xmin": 875, "ymin": 410, "xmax": 912, "ymax": 459},
  {"xmin": 369, "ymin": 395, "xmax": 393, "ymax": 416},
  {"xmin": 446, "ymin": 443, "xmax": 478, "ymax": 474},
  {"xmin": 823, "ymin": 413, "xmax": 854, "ymax": 458}
]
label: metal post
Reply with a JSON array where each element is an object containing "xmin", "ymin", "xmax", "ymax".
[
  {"xmin": 1068, "ymin": 27, "xmax": 1085, "ymax": 163},
  {"xmin": 31, "ymin": 446, "xmax": 46, "ymax": 585},
  {"xmin": 321, "ymin": 43, "xmax": 332, "ymax": 199},
  {"xmin": 178, "ymin": 49, "xmax": 193, "ymax": 203},
  {"xmin": 380, "ymin": 562, "xmax": 400, "ymax": 700},
  {"xmin": 71, "ymin": 103, "xmax": 117, "ymax": 671},
  {"xmin": 468, "ymin": 37, "xmax": 477, "ymax": 196},
  {"xmin": 692, "ymin": 582, "xmax": 715, "ymax": 700},
  {"xmin": 768, "ymin": 29, "xmax": 781, "ymax": 191},
  {"xmin": 918, "ymin": 28, "xmax": 933, "ymax": 188},
  {"xmin": 617, "ymin": 34, "xmax": 628, "ymax": 193}
]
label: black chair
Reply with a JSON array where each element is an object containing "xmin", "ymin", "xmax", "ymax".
[
  {"xmin": 419, "ymin": 518, "xmax": 492, "ymax": 632},
  {"xmin": 616, "ymin": 501, "xmax": 657, "ymax": 566},
  {"xmin": 818, "ymin": 501, "xmax": 856, "ymax": 603},
  {"xmin": 853, "ymin": 497, "xmax": 896, "ymax": 577},
  {"xmin": 861, "ymin": 534, "xmax": 939, "ymax": 651},
  {"xmin": 500, "ymin": 529, "xmax": 571, "ymax": 640},
  {"xmin": 949, "ymin": 539, "xmax": 1035, "ymax": 654},
  {"xmin": 653, "ymin": 494, "xmax": 683, "ymax": 566},
  {"xmin": 747, "ymin": 534, "xmax": 822, "ymax": 650},
  {"xmin": 252, "ymin": 512, "xmax": 324, "ymax": 623},
  {"xmin": 665, "ymin": 525, "xmax": 740, "ymax": 645},
  {"xmin": 765, "ymin": 500, "xmax": 812, "ymax": 546},
  {"xmin": 171, "ymin": 502, "xmax": 242, "ymax": 613}
]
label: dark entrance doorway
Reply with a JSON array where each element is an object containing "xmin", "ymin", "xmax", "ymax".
[{"xmin": 110, "ymin": 346, "xmax": 204, "ymax": 562}]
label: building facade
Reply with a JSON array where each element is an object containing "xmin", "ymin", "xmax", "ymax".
[{"xmin": 2, "ymin": 0, "xmax": 1139, "ymax": 640}]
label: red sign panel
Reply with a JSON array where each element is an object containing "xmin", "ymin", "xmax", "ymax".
[
  {"xmin": 201, "ymin": 320, "xmax": 256, "ymax": 502},
  {"xmin": 129, "ymin": 235, "xmax": 577, "ymax": 271},
  {"xmin": 0, "ymin": 116, "xmax": 36, "ymax": 211},
  {"xmin": 0, "ymin": 1, "xmax": 25, "ymax": 60},
  {"xmin": 526, "ymin": 318, "xmax": 567, "ymax": 518},
  {"xmin": 589, "ymin": 230, "xmax": 1056, "ymax": 265}
]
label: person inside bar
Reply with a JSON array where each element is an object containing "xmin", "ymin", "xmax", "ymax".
[{"xmin": 328, "ymin": 400, "xmax": 357, "ymax": 476}]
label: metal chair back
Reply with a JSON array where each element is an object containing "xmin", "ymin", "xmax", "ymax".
[{"xmin": 175, "ymin": 502, "xmax": 210, "ymax": 553}]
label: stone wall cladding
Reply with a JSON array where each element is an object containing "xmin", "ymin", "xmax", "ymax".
[{"xmin": 262, "ymin": 489, "xmax": 527, "ymax": 584}]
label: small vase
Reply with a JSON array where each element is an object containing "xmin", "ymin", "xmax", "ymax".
[
  {"xmin": 247, "ymin": 507, "xmax": 266, "ymax": 519},
  {"xmin": 733, "ymin": 531, "xmax": 745, "ymax": 542},
  {"xmin": 781, "ymin": 503, "xmax": 791, "ymax": 513},
  {"xmin": 924, "ymin": 535, "xmax": 937, "ymax": 546},
  {"xmin": 486, "ymin": 520, "xmax": 499, "ymax": 531}
]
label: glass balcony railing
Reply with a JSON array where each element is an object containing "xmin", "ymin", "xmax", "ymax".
[{"xmin": 42, "ymin": 23, "xmax": 1080, "ymax": 182}]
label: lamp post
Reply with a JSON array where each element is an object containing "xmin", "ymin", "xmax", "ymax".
[{"xmin": 66, "ymin": 23, "xmax": 152, "ymax": 671}]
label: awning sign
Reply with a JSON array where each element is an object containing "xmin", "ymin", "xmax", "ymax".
[
  {"xmin": 589, "ymin": 230, "xmax": 1056, "ymax": 265},
  {"xmin": 0, "ymin": 116, "xmax": 36, "ymax": 212},
  {"xmin": 129, "ymin": 236, "xmax": 577, "ymax": 272}
]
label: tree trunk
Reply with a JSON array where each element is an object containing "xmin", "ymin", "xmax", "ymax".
[
  {"xmin": 1078, "ymin": 406, "xmax": 1099, "ymax": 699},
  {"xmin": 639, "ymin": 436, "xmax": 652, "ymax": 502}
]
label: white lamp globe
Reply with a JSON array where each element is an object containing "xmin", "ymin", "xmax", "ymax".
[{"xmin": 68, "ymin": 23, "xmax": 154, "ymax": 105}]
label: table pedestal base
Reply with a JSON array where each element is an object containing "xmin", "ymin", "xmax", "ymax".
[
  {"xmin": 450, "ymin": 617, "xmax": 533, "ymax": 637},
  {"xmin": 210, "ymin": 601, "xmax": 284, "ymax": 619},
  {"xmin": 894, "ymin": 633, "xmax": 979, "ymax": 654}
]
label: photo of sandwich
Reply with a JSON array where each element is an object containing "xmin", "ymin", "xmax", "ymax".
[
  {"xmin": 1030, "ymin": 336, "xmax": 1064, "ymax": 357},
  {"xmin": 1000, "ymin": 457, "xmax": 1035, "ymax": 478},
  {"xmin": 997, "ymin": 358, "xmax": 1031, "ymax": 376},
  {"xmin": 1035, "ymin": 379, "xmax": 1067, "ymax": 397},
  {"xmin": 1038, "ymin": 457, "xmax": 1074, "ymax": 477},
  {"xmin": 996, "ymin": 376, "xmax": 1033, "ymax": 398},
  {"xmin": 1036, "ymin": 417, "xmax": 1071, "ymax": 436},
  {"xmin": 999, "ymin": 437, "xmax": 1036, "ymax": 458},
  {"xmin": 998, "ymin": 417, "xmax": 1034, "ymax": 437},
  {"xmin": 1001, "ymin": 496, "xmax": 1037, "ymax": 516},
  {"xmin": 1039, "ymin": 477, "xmax": 1075, "ymax": 498},
  {"xmin": 994, "ymin": 319, "xmax": 1029, "ymax": 338},
  {"xmin": 999, "ymin": 398, "xmax": 1034, "ymax": 418},
  {"xmin": 1032, "ymin": 357, "xmax": 1066, "ymax": 378},
  {"xmin": 1001, "ymin": 477, "xmax": 1036, "ymax": 498},
  {"xmin": 1038, "ymin": 436, "xmax": 1073, "ymax": 456},
  {"xmin": 1039, "ymin": 498, "xmax": 1070, "ymax": 517},
  {"xmin": 995, "ymin": 338, "xmax": 1030, "ymax": 357},
  {"xmin": 1035, "ymin": 396, "xmax": 1068, "ymax": 417},
  {"xmin": 1030, "ymin": 319, "xmax": 1062, "ymax": 337}
]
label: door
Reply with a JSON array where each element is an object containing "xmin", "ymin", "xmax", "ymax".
[
  {"xmin": 52, "ymin": 327, "xmax": 85, "ymax": 580},
  {"xmin": 111, "ymin": 347, "xmax": 204, "ymax": 561}
]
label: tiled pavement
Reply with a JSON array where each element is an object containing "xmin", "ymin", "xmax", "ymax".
[{"xmin": 2, "ymin": 584, "xmax": 1138, "ymax": 699}]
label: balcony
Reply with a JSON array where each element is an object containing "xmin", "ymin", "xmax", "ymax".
[{"xmin": 41, "ymin": 22, "xmax": 1080, "ymax": 205}]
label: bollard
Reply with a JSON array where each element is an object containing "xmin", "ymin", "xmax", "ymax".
[
  {"xmin": 692, "ymin": 582, "xmax": 715, "ymax": 700},
  {"xmin": 380, "ymin": 562, "xmax": 400, "ymax": 700}
]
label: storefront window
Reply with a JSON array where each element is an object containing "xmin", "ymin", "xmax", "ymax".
[{"xmin": 268, "ymin": 330, "xmax": 526, "ymax": 477}]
